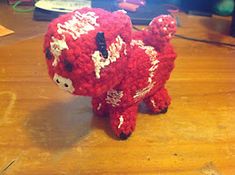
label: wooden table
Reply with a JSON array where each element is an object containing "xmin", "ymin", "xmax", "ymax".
[
  {"xmin": 0, "ymin": 1, "xmax": 49, "ymax": 46},
  {"xmin": 0, "ymin": 8, "xmax": 235, "ymax": 175}
]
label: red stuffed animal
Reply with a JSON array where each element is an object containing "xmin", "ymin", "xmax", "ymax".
[{"xmin": 44, "ymin": 8, "xmax": 177, "ymax": 140}]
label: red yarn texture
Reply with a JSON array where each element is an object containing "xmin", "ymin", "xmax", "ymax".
[{"xmin": 44, "ymin": 8, "xmax": 177, "ymax": 139}]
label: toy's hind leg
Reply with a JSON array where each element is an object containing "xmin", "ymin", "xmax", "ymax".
[
  {"xmin": 144, "ymin": 88, "xmax": 171, "ymax": 114},
  {"xmin": 109, "ymin": 105, "xmax": 138, "ymax": 140},
  {"xmin": 92, "ymin": 96, "xmax": 108, "ymax": 117}
]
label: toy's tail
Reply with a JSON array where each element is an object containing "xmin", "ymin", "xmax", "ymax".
[{"xmin": 144, "ymin": 15, "xmax": 177, "ymax": 50}]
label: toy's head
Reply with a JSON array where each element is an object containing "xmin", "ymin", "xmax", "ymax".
[{"xmin": 44, "ymin": 8, "xmax": 132, "ymax": 97}]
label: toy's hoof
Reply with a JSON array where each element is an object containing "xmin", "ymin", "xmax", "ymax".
[
  {"xmin": 94, "ymin": 112, "xmax": 108, "ymax": 118},
  {"xmin": 159, "ymin": 107, "xmax": 168, "ymax": 114},
  {"xmin": 119, "ymin": 132, "xmax": 131, "ymax": 140},
  {"xmin": 154, "ymin": 107, "xmax": 168, "ymax": 114}
]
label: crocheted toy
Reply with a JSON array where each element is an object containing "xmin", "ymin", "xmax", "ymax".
[{"xmin": 44, "ymin": 8, "xmax": 177, "ymax": 140}]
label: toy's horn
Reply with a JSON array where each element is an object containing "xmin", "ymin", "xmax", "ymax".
[{"xmin": 96, "ymin": 32, "xmax": 108, "ymax": 59}]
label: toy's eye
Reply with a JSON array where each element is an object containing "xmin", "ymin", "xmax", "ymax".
[
  {"xmin": 46, "ymin": 48, "xmax": 52, "ymax": 60},
  {"xmin": 64, "ymin": 60, "xmax": 73, "ymax": 72},
  {"xmin": 56, "ymin": 79, "xmax": 60, "ymax": 84}
]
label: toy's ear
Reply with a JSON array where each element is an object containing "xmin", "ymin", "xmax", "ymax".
[
  {"xmin": 112, "ymin": 10, "xmax": 131, "ymax": 27},
  {"xmin": 112, "ymin": 10, "xmax": 132, "ymax": 43}
]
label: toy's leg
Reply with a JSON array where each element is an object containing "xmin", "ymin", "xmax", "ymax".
[
  {"xmin": 109, "ymin": 105, "xmax": 138, "ymax": 140},
  {"xmin": 144, "ymin": 87, "xmax": 171, "ymax": 114},
  {"xmin": 92, "ymin": 97, "xmax": 108, "ymax": 117}
]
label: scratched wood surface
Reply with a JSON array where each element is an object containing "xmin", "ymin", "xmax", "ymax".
[{"xmin": 0, "ymin": 10, "xmax": 235, "ymax": 175}]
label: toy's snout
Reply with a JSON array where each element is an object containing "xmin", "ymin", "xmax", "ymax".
[{"xmin": 53, "ymin": 73, "xmax": 75, "ymax": 94}]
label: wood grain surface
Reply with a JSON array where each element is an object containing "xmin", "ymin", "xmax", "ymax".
[
  {"xmin": 0, "ymin": 2, "xmax": 49, "ymax": 46},
  {"xmin": 0, "ymin": 8, "xmax": 235, "ymax": 175}
]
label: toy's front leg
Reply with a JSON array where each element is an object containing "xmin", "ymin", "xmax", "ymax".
[
  {"xmin": 144, "ymin": 87, "xmax": 171, "ymax": 114},
  {"xmin": 109, "ymin": 105, "xmax": 138, "ymax": 140},
  {"xmin": 92, "ymin": 96, "xmax": 108, "ymax": 117}
]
